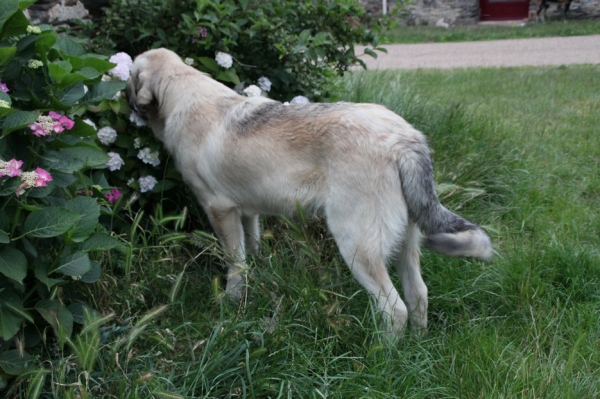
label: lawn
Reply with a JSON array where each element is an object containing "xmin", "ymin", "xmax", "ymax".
[
  {"xmin": 384, "ymin": 19, "xmax": 600, "ymax": 43},
  {"xmin": 24, "ymin": 66, "xmax": 600, "ymax": 398}
]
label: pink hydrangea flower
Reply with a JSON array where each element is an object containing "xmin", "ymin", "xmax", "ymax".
[
  {"xmin": 29, "ymin": 112, "xmax": 74, "ymax": 136},
  {"xmin": 105, "ymin": 188, "xmax": 122, "ymax": 204},
  {"xmin": 33, "ymin": 167, "xmax": 52, "ymax": 187},
  {"xmin": 0, "ymin": 158, "xmax": 23, "ymax": 178},
  {"xmin": 5, "ymin": 159, "xmax": 23, "ymax": 177},
  {"xmin": 0, "ymin": 81, "xmax": 9, "ymax": 93},
  {"xmin": 29, "ymin": 122, "xmax": 47, "ymax": 137}
]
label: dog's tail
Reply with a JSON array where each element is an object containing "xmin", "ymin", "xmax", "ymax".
[{"xmin": 397, "ymin": 138, "xmax": 493, "ymax": 260}]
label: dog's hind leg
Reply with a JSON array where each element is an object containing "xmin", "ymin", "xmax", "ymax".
[
  {"xmin": 326, "ymin": 200, "xmax": 408, "ymax": 333},
  {"xmin": 393, "ymin": 223, "xmax": 428, "ymax": 335},
  {"xmin": 242, "ymin": 214, "xmax": 261, "ymax": 256},
  {"xmin": 207, "ymin": 205, "xmax": 247, "ymax": 298}
]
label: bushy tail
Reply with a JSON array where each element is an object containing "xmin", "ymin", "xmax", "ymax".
[{"xmin": 397, "ymin": 138, "xmax": 493, "ymax": 260}]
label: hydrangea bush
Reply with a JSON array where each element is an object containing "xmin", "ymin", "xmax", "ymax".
[
  {"xmin": 86, "ymin": 0, "xmax": 389, "ymax": 102},
  {"xmin": 0, "ymin": 0, "xmax": 132, "ymax": 380}
]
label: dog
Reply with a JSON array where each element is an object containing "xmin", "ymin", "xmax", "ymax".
[
  {"xmin": 537, "ymin": 0, "xmax": 572, "ymax": 21},
  {"xmin": 126, "ymin": 48, "xmax": 493, "ymax": 334}
]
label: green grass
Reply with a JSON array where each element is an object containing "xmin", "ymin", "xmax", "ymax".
[
  {"xmin": 11, "ymin": 66, "xmax": 600, "ymax": 398},
  {"xmin": 384, "ymin": 19, "xmax": 600, "ymax": 44}
]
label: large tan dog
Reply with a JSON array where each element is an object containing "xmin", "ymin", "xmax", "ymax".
[{"xmin": 126, "ymin": 48, "xmax": 492, "ymax": 333}]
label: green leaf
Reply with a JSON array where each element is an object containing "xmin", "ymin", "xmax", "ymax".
[
  {"xmin": 18, "ymin": 0, "xmax": 38, "ymax": 10},
  {"xmin": 35, "ymin": 298, "xmax": 74, "ymax": 339},
  {"xmin": 65, "ymin": 196, "xmax": 100, "ymax": 242},
  {"xmin": 68, "ymin": 302, "xmax": 98, "ymax": 324},
  {"xmin": 23, "ymin": 207, "xmax": 81, "ymax": 238},
  {"xmin": 0, "ymin": 230, "xmax": 9, "ymax": 244},
  {"xmin": 68, "ymin": 55, "xmax": 115, "ymax": 74},
  {"xmin": 60, "ymin": 67, "xmax": 103, "ymax": 88},
  {"xmin": 0, "ymin": 349, "xmax": 32, "ymax": 376},
  {"xmin": 0, "ymin": 0, "xmax": 19, "ymax": 34},
  {"xmin": 1, "ymin": 8, "xmax": 29, "ymax": 37},
  {"xmin": 48, "ymin": 60, "xmax": 73, "ymax": 84},
  {"xmin": 216, "ymin": 68, "xmax": 240, "ymax": 85},
  {"xmin": 66, "ymin": 118, "xmax": 97, "ymax": 137},
  {"xmin": 0, "ymin": 110, "xmax": 38, "ymax": 137},
  {"xmin": 0, "ymin": 247, "xmax": 27, "ymax": 283},
  {"xmin": 59, "ymin": 147, "xmax": 110, "ymax": 169},
  {"xmin": 53, "ymin": 36, "xmax": 85, "ymax": 56},
  {"xmin": 198, "ymin": 57, "xmax": 220, "ymax": 73},
  {"xmin": 34, "ymin": 263, "xmax": 62, "ymax": 289},
  {"xmin": 79, "ymin": 232, "xmax": 120, "ymax": 252},
  {"xmin": 58, "ymin": 82, "xmax": 86, "ymax": 105},
  {"xmin": 55, "ymin": 252, "xmax": 91, "ymax": 276},
  {"xmin": 0, "ymin": 46, "xmax": 16, "ymax": 67},
  {"xmin": 81, "ymin": 81, "xmax": 126, "ymax": 104},
  {"xmin": 0, "ymin": 288, "xmax": 23, "ymax": 341},
  {"xmin": 80, "ymin": 260, "xmax": 100, "ymax": 283}
]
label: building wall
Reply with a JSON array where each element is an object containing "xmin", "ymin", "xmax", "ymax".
[{"xmin": 362, "ymin": 0, "xmax": 600, "ymax": 25}]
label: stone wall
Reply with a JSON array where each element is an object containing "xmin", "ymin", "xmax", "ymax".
[{"xmin": 362, "ymin": 0, "xmax": 600, "ymax": 25}]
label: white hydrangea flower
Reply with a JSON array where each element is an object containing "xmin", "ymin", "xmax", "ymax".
[
  {"xmin": 109, "ymin": 52, "xmax": 133, "ymax": 81},
  {"xmin": 83, "ymin": 119, "xmax": 96, "ymax": 129},
  {"xmin": 139, "ymin": 175, "xmax": 158, "ymax": 193},
  {"xmin": 127, "ymin": 178, "xmax": 135, "ymax": 187},
  {"xmin": 184, "ymin": 57, "xmax": 194, "ymax": 65},
  {"xmin": 129, "ymin": 111, "xmax": 147, "ymax": 127},
  {"xmin": 0, "ymin": 100, "xmax": 10, "ymax": 108},
  {"xmin": 283, "ymin": 102, "xmax": 290, "ymax": 106},
  {"xmin": 290, "ymin": 95, "xmax": 310, "ymax": 105},
  {"xmin": 112, "ymin": 91, "xmax": 122, "ymax": 101},
  {"xmin": 215, "ymin": 52, "xmax": 233, "ymax": 69},
  {"xmin": 97, "ymin": 126, "xmax": 117, "ymax": 146},
  {"xmin": 83, "ymin": 85, "xmax": 89, "ymax": 94},
  {"xmin": 243, "ymin": 85, "xmax": 262, "ymax": 97},
  {"xmin": 133, "ymin": 137, "xmax": 142, "ymax": 149},
  {"xmin": 137, "ymin": 147, "xmax": 160, "ymax": 167},
  {"xmin": 257, "ymin": 76, "xmax": 272, "ymax": 92},
  {"xmin": 106, "ymin": 152, "xmax": 125, "ymax": 171}
]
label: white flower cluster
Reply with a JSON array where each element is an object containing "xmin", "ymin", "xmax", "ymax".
[
  {"xmin": 109, "ymin": 52, "xmax": 133, "ymax": 81},
  {"xmin": 257, "ymin": 77, "xmax": 271, "ymax": 92},
  {"xmin": 215, "ymin": 52, "xmax": 233, "ymax": 69},
  {"xmin": 284, "ymin": 96, "xmax": 310, "ymax": 106},
  {"xmin": 243, "ymin": 85, "xmax": 262, "ymax": 97},
  {"xmin": 138, "ymin": 175, "xmax": 158, "ymax": 193},
  {"xmin": 0, "ymin": 100, "xmax": 10, "ymax": 108},
  {"xmin": 184, "ymin": 57, "xmax": 194, "ymax": 66},
  {"xmin": 106, "ymin": 152, "xmax": 125, "ymax": 171},
  {"xmin": 137, "ymin": 147, "xmax": 160, "ymax": 167},
  {"xmin": 129, "ymin": 111, "xmax": 147, "ymax": 127},
  {"xmin": 97, "ymin": 126, "xmax": 117, "ymax": 146}
]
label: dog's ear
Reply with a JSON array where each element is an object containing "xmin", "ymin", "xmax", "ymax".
[{"xmin": 133, "ymin": 70, "xmax": 153, "ymax": 107}]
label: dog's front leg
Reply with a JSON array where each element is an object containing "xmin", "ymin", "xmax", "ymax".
[
  {"xmin": 242, "ymin": 214, "xmax": 261, "ymax": 256},
  {"xmin": 207, "ymin": 206, "xmax": 247, "ymax": 299}
]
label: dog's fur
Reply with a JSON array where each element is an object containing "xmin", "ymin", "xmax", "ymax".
[{"xmin": 127, "ymin": 48, "xmax": 493, "ymax": 333}]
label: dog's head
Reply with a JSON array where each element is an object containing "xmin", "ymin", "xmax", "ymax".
[{"xmin": 126, "ymin": 48, "xmax": 183, "ymax": 120}]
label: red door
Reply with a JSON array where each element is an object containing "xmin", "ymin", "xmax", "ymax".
[{"xmin": 480, "ymin": 0, "xmax": 529, "ymax": 20}]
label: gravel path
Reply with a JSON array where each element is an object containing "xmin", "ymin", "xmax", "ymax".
[{"xmin": 355, "ymin": 35, "xmax": 600, "ymax": 69}]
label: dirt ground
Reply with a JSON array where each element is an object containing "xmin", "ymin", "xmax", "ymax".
[{"xmin": 354, "ymin": 35, "xmax": 600, "ymax": 69}]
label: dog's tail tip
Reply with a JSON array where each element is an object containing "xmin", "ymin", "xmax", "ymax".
[{"xmin": 425, "ymin": 228, "xmax": 493, "ymax": 260}]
